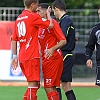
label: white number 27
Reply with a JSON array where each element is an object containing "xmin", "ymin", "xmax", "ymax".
[{"xmin": 17, "ymin": 21, "xmax": 26, "ymax": 37}]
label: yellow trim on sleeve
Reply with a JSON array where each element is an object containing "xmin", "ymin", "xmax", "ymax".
[
  {"xmin": 66, "ymin": 26, "xmax": 74, "ymax": 36},
  {"xmin": 63, "ymin": 54, "xmax": 73, "ymax": 61}
]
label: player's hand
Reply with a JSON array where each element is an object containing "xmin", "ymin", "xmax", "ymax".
[
  {"xmin": 11, "ymin": 58, "xmax": 18, "ymax": 70},
  {"xmin": 46, "ymin": 6, "xmax": 52, "ymax": 14},
  {"xmin": 86, "ymin": 59, "xmax": 92, "ymax": 69},
  {"xmin": 45, "ymin": 48, "xmax": 54, "ymax": 59}
]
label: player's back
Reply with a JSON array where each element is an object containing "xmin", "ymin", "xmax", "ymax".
[{"xmin": 15, "ymin": 10, "xmax": 41, "ymax": 62}]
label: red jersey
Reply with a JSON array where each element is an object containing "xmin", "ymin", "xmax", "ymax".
[
  {"xmin": 38, "ymin": 19, "xmax": 66, "ymax": 60},
  {"xmin": 12, "ymin": 10, "xmax": 50, "ymax": 63}
]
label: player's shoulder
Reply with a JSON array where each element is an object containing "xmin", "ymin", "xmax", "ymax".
[
  {"xmin": 52, "ymin": 18, "xmax": 58, "ymax": 23},
  {"xmin": 64, "ymin": 14, "xmax": 71, "ymax": 20},
  {"xmin": 90, "ymin": 23, "xmax": 100, "ymax": 35},
  {"xmin": 96, "ymin": 22, "xmax": 100, "ymax": 29},
  {"xmin": 24, "ymin": 10, "xmax": 41, "ymax": 19},
  {"xmin": 61, "ymin": 14, "xmax": 73, "ymax": 24},
  {"xmin": 52, "ymin": 18, "xmax": 60, "ymax": 28},
  {"xmin": 30, "ymin": 12, "xmax": 41, "ymax": 18},
  {"xmin": 92, "ymin": 23, "xmax": 100, "ymax": 32}
]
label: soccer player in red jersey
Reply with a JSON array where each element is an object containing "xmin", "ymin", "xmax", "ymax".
[
  {"xmin": 37, "ymin": 3, "xmax": 66, "ymax": 100},
  {"xmin": 11, "ymin": 0, "xmax": 53, "ymax": 100}
]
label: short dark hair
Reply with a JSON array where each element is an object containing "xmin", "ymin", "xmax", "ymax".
[
  {"xmin": 52, "ymin": 0, "xmax": 66, "ymax": 12},
  {"xmin": 23, "ymin": 0, "xmax": 39, "ymax": 8},
  {"xmin": 38, "ymin": 3, "xmax": 49, "ymax": 9}
]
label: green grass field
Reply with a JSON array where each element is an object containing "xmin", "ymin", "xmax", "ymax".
[{"xmin": 0, "ymin": 86, "xmax": 100, "ymax": 100}]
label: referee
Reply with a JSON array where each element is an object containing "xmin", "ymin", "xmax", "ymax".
[{"xmin": 52, "ymin": 0, "xmax": 76, "ymax": 100}]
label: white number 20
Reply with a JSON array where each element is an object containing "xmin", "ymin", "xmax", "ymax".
[{"xmin": 17, "ymin": 21, "xmax": 26, "ymax": 37}]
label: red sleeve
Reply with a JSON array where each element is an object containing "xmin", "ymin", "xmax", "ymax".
[
  {"xmin": 32, "ymin": 14, "xmax": 50, "ymax": 28},
  {"xmin": 12, "ymin": 22, "xmax": 18, "ymax": 41},
  {"xmin": 52, "ymin": 19, "xmax": 66, "ymax": 40}
]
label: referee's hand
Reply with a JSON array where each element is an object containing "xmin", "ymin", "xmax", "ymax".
[{"xmin": 86, "ymin": 59, "xmax": 92, "ymax": 69}]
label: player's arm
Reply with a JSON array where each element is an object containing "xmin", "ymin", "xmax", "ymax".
[
  {"xmin": 85, "ymin": 29, "xmax": 96, "ymax": 68},
  {"xmin": 51, "ymin": 39, "xmax": 66, "ymax": 50},
  {"xmin": 12, "ymin": 40, "xmax": 17, "ymax": 56},
  {"xmin": 45, "ymin": 20, "xmax": 66, "ymax": 58},
  {"xmin": 45, "ymin": 39, "xmax": 66, "ymax": 59},
  {"xmin": 46, "ymin": 6, "xmax": 53, "ymax": 29},
  {"xmin": 10, "ymin": 21, "xmax": 19, "ymax": 69},
  {"xmin": 11, "ymin": 40, "xmax": 18, "ymax": 70}
]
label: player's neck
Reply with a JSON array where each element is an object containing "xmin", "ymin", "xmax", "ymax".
[{"xmin": 25, "ymin": 7, "xmax": 32, "ymax": 12}]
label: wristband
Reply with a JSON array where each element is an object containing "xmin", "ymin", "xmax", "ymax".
[{"xmin": 13, "ymin": 55, "xmax": 17, "ymax": 58}]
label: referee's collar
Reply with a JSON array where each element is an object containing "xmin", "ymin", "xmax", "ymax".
[{"xmin": 59, "ymin": 13, "xmax": 68, "ymax": 21}]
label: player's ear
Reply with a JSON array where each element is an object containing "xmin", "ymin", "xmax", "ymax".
[
  {"xmin": 30, "ymin": 2, "xmax": 34, "ymax": 9},
  {"xmin": 55, "ymin": 7, "xmax": 59, "ymax": 11}
]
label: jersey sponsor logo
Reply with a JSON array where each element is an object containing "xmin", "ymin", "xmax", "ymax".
[
  {"xmin": 20, "ymin": 39, "xmax": 26, "ymax": 42},
  {"xmin": 42, "ymin": 18, "xmax": 47, "ymax": 21},
  {"xmin": 17, "ymin": 15, "xmax": 28, "ymax": 21}
]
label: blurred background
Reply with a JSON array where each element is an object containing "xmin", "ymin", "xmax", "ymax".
[{"xmin": 0, "ymin": 0, "xmax": 100, "ymax": 83}]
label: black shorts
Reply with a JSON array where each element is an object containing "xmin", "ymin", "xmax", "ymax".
[
  {"xmin": 61, "ymin": 55, "xmax": 73, "ymax": 82},
  {"xmin": 95, "ymin": 66, "xmax": 100, "ymax": 86}
]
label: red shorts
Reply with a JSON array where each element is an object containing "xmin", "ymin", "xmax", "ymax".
[
  {"xmin": 42, "ymin": 56, "xmax": 63, "ymax": 88},
  {"xmin": 20, "ymin": 59, "xmax": 40, "ymax": 82}
]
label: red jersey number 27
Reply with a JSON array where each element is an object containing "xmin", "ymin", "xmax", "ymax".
[{"xmin": 17, "ymin": 21, "xmax": 26, "ymax": 37}]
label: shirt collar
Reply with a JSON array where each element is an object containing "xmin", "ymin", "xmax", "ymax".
[{"xmin": 59, "ymin": 13, "xmax": 68, "ymax": 21}]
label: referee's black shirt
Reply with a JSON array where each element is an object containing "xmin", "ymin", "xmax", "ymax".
[{"xmin": 59, "ymin": 14, "xmax": 76, "ymax": 55}]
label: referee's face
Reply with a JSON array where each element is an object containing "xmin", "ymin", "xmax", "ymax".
[{"xmin": 52, "ymin": 7, "xmax": 59, "ymax": 19}]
